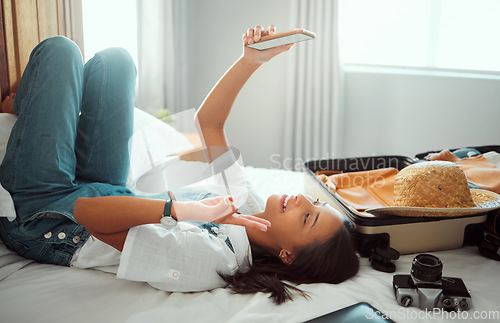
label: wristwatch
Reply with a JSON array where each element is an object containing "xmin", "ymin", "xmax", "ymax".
[{"xmin": 160, "ymin": 191, "xmax": 177, "ymax": 228}]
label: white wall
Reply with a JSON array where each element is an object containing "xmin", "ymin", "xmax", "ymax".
[
  {"xmin": 183, "ymin": 1, "xmax": 500, "ymax": 168},
  {"xmin": 342, "ymin": 67, "xmax": 500, "ymax": 159}
]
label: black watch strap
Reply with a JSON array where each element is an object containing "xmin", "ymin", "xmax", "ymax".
[{"xmin": 161, "ymin": 191, "xmax": 177, "ymax": 228}]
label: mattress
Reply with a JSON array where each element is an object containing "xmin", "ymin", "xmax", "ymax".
[{"xmin": 0, "ymin": 166, "xmax": 499, "ymax": 323}]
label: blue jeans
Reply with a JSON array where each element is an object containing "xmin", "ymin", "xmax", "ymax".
[{"xmin": 0, "ymin": 36, "xmax": 137, "ymax": 265}]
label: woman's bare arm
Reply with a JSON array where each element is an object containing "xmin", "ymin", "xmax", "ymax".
[
  {"xmin": 74, "ymin": 196, "xmax": 167, "ymax": 251},
  {"xmin": 194, "ymin": 57, "xmax": 261, "ymax": 159}
]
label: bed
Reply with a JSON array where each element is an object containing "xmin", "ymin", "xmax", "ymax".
[{"xmin": 1, "ymin": 111, "xmax": 500, "ymax": 323}]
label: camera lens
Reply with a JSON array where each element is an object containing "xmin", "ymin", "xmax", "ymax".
[
  {"xmin": 442, "ymin": 298, "xmax": 453, "ymax": 309},
  {"xmin": 459, "ymin": 300, "xmax": 469, "ymax": 310},
  {"xmin": 410, "ymin": 254, "xmax": 443, "ymax": 283}
]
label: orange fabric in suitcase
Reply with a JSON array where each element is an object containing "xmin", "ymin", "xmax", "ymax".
[{"xmin": 317, "ymin": 168, "xmax": 397, "ymax": 213}]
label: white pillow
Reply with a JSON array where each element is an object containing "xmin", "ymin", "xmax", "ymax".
[
  {"xmin": 0, "ymin": 113, "xmax": 17, "ymax": 221},
  {"xmin": 127, "ymin": 108, "xmax": 194, "ymax": 189},
  {"xmin": 0, "ymin": 109, "xmax": 194, "ymax": 220}
]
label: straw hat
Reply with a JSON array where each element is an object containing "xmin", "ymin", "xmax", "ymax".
[{"xmin": 367, "ymin": 161, "xmax": 500, "ymax": 217}]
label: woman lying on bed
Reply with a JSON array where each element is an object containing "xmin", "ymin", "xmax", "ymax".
[{"xmin": 0, "ymin": 25, "xmax": 359, "ymax": 304}]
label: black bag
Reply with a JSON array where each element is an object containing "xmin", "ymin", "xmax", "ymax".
[{"xmin": 478, "ymin": 213, "xmax": 500, "ymax": 261}]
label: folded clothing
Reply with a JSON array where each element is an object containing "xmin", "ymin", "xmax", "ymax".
[{"xmin": 426, "ymin": 149, "xmax": 500, "ymax": 194}]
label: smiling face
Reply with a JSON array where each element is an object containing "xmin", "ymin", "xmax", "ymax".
[{"xmin": 258, "ymin": 194, "xmax": 345, "ymax": 258}]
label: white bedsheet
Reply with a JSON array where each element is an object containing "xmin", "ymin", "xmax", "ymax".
[{"xmin": 0, "ymin": 167, "xmax": 499, "ymax": 323}]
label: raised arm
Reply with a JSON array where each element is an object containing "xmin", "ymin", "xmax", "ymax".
[{"xmin": 194, "ymin": 25, "xmax": 293, "ymax": 161}]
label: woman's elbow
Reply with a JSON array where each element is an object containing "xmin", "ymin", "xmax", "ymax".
[{"xmin": 194, "ymin": 112, "xmax": 208, "ymax": 132}]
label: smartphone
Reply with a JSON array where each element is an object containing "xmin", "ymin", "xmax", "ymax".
[
  {"xmin": 246, "ymin": 28, "xmax": 316, "ymax": 50},
  {"xmin": 305, "ymin": 302, "xmax": 396, "ymax": 323}
]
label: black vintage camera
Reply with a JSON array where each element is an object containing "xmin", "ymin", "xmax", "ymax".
[{"xmin": 393, "ymin": 254, "xmax": 472, "ymax": 311}]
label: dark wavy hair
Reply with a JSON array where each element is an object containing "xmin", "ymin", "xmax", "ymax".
[{"xmin": 220, "ymin": 221, "xmax": 360, "ymax": 304}]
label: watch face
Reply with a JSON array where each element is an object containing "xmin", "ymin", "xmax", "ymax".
[{"xmin": 161, "ymin": 216, "xmax": 177, "ymax": 228}]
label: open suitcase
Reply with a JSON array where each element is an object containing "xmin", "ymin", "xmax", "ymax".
[{"xmin": 304, "ymin": 145, "xmax": 500, "ymax": 271}]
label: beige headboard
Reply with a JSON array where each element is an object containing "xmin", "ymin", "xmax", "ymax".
[{"xmin": 0, "ymin": 0, "xmax": 84, "ymax": 105}]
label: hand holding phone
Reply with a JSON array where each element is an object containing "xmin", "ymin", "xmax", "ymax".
[{"xmin": 246, "ymin": 28, "xmax": 316, "ymax": 51}]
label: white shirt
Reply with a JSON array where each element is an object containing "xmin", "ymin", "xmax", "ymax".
[
  {"xmin": 71, "ymin": 221, "xmax": 252, "ymax": 292},
  {"xmin": 119, "ymin": 222, "xmax": 251, "ymax": 292}
]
